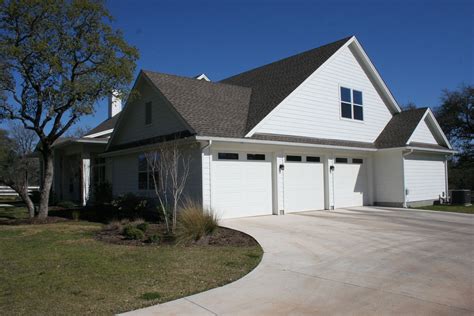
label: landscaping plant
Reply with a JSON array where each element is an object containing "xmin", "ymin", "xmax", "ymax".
[{"xmin": 176, "ymin": 200, "xmax": 219, "ymax": 244}]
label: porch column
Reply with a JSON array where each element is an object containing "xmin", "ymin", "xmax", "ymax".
[{"xmin": 81, "ymin": 153, "xmax": 91, "ymax": 206}]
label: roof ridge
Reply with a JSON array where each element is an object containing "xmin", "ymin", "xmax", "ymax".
[
  {"xmin": 141, "ymin": 69, "xmax": 251, "ymax": 90},
  {"xmin": 220, "ymin": 36, "xmax": 353, "ymax": 82}
]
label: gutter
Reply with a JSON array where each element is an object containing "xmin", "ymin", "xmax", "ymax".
[
  {"xmin": 378, "ymin": 146, "xmax": 456, "ymax": 154},
  {"xmin": 195, "ymin": 136, "xmax": 377, "ymax": 152}
]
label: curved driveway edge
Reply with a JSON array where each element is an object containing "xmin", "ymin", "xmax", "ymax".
[{"xmin": 121, "ymin": 207, "xmax": 474, "ymax": 315}]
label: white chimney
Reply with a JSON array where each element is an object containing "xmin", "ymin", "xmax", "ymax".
[{"xmin": 108, "ymin": 90, "xmax": 122, "ymax": 118}]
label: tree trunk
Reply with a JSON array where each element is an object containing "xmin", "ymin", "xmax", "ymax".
[
  {"xmin": 18, "ymin": 189, "xmax": 35, "ymax": 218},
  {"xmin": 37, "ymin": 150, "xmax": 54, "ymax": 219}
]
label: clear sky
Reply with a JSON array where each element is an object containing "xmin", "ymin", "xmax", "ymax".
[{"xmin": 14, "ymin": 0, "xmax": 474, "ymax": 132}]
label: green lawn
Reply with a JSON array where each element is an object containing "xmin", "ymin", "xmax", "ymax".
[
  {"xmin": 0, "ymin": 207, "xmax": 263, "ymax": 315},
  {"xmin": 414, "ymin": 204, "xmax": 474, "ymax": 214}
]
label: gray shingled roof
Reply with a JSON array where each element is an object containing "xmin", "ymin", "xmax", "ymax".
[
  {"xmin": 84, "ymin": 114, "xmax": 120, "ymax": 137},
  {"xmin": 252, "ymin": 133, "xmax": 376, "ymax": 149},
  {"xmin": 221, "ymin": 36, "xmax": 352, "ymax": 133},
  {"xmin": 374, "ymin": 108, "xmax": 428, "ymax": 148},
  {"xmin": 143, "ymin": 71, "xmax": 252, "ymax": 138}
]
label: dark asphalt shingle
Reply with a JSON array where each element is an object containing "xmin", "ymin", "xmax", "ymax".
[
  {"xmin": 143, "ymin": 71, "xmax": 252, "ymax": 138},
  {"xmin": 252, "ymin": 133, "xmax": 376, "ymax": 149},
  {"xmin": 375, "ymin": 108, "xmax": 428, "ymax": 149},
  {"xmin": 84, "ymin": 114, "xmax": 120, "ymax": 137}
]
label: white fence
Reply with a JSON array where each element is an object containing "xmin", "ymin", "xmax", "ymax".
[{"xmin": 0, "ymin": 185, "xmax": 40, "ymax": 197}]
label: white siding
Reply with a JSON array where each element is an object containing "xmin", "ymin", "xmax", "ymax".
[
  {"xmin": 110, "ymin": 145, "xmax": 202, "ymax": 202},
  {"xmin": 410, "ymin": 118, "xmax": 438, "ymax": 145},
  {"xmin": 373, "ymin": 150, "xmax": 404, "ymax": 204},
  {"xmin": 201, "ymin": 146, "xmax": 211, "ymax": 210},
  {"xmin": 110, "ymin": 78, "xmax": 188, "ymax": 147},
  {"xmin": 405, "ymin": 153, "xmax": 447, "ymax": 202},
  {"xmin": 255, "ymin": 45, "xmax": 393, "ymax": 143}
]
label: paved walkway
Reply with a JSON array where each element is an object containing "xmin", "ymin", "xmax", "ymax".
[{"xmin": 122, "ymin": 207, "xmax": 474, "ymax": 315}]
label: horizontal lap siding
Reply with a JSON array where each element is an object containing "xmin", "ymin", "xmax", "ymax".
[
  {"xmin": 111, "ymin": 79, "xmax": 187, "ymax": 147},
  {"xmin": 257, "ymin": 46, "xmax": 392, "ymax": 143},
  {"xmin": 373, "ymin": 150, "xmax": 404, "ymax": 203},
  {"xmin": 405, "ymin": 154, "xmax": 446, "ymax": 202},
  {"xmin": 410, "ymin": 119, "xmax": 438, "ymax": 144}
]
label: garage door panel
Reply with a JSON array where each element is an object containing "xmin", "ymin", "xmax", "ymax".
[
  {"xmin": 284, "ymin": 160, "xmax": 325, "ymax": 213},
  {"xmin": 334, "ymin": 160, "xmax": 367, "ymax": 208},
  {"xmin": 211, "ymin": 153, "xmax": 272, "ymax": 219}
]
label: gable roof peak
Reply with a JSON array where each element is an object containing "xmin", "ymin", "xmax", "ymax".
[{"xmin": 221, "ymin": 36, "xmax": 353, "ymax": 133}]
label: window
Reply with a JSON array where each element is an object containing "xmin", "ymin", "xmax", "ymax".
[
  {"xmin": 145, "ymin": 102, "xmax": 152, "ymax": 125},
  {"xmin": 247, "ymin": 154, "xmax": 265, "ymax": 161},
  {"xmin": 218, "ymin": 152, "xmax": 238, "ymax": 160},
  {"xmin": 306, "ymin": 156, "xmax": 320, "ymax": 162},
  {"xmin": 340, "ymin": 87, "xmax": 363, "ymax": 121},
  {"xmin": 335, "ymin": 157, "xmax": 348, "ymax": 163},
  {"xmin": 92, "ymin": 157, "xmax": 106, "ymax": 186},
  {"xmin": 352, "ymin": 158, "xmax": 363, "ymax": 164},
  {"xmin": 138, "ymin": 154, "xmax": 157, "ymax": 190},
  {"xmin": 286, "ymin": 155, "xmax": 302, "ymax": 162}
]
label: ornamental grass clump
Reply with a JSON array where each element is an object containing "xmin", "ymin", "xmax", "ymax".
[{"xmin": 176, "ymin": 200, "xmax": 219, "ymax": 243}]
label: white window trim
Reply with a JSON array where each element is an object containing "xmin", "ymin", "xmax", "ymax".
[{"xmin": 339, "ymin": 85, "xmax": 365, "ymax": 123}]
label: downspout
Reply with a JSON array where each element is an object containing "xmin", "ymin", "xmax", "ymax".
[
  {"xmin": 444, "ymin": 154, "xmax": 450, "ymax": 202},
  {"xmin": 402, "ymin": 149, "xmax": 414, "ymax": 208}
]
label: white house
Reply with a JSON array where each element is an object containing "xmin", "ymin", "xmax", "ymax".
[{"xmin": 52, "ymin": 36, "xmax": 455, "ymax": 218}]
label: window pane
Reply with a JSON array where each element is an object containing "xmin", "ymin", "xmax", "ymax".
[
  {"xmin": 218, "ymin": 152, "xmax": 238, "ymax": 160},
  {"xmin": 353, "ymin": 90, "xmax": 363, "ymax": 105},
  {"xmin": 340, "ymin": 87, "xmax": 351, "ymax": 102},
  {"xmin": 286, "ymin": 155, "xmax": 302, "ymax": 162},
  {"xmin": 306, "ymin": 156, "xmax": 320, "ymax": 162},
  {"xmin": 247, "ymin": 154, "xmax": 265, "ymax": 161},
  {"xmin": 354, "ymin": 105, "xmax": 363, "ymax": 121},
  {"xmin": 138, "ymin": 155, "xmax": 147, "ymax": 171},
  {"xmin": 352, "ymin": 158, "xmax": 363, "ymax": 164},
  {"xmin": 341, "ymin": 102, "xmax": 352, "ymax": 118},
  {"xmin": 335, "ymin": 157, "xmax": 348, "ymax": 163},
  {"xmin": 145, "ymin": 102, "xmax": 152, "ymax": 125},
  {"xmin": 138, "ymin": 172, "xmax": 148, "ymax": 190},
  {"xmin": 148, "ymin": 172, "xmax": 156, "ymax": 189}
]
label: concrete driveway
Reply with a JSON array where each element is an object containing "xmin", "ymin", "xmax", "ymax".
[{"xmin": 123, "ymin": 207, "xmax": 474, "ymax": 315}]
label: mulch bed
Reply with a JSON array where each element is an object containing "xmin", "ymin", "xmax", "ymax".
[
  {"xmin": 95, "ymin": 224, "xmax": 259, "ymax": 247},
  {"xmin": 0, "ymin": 216, "xmax": 70, "ymax": 226}
]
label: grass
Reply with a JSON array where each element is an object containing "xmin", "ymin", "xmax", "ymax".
[
  {"xmin": 413, "ymin": 204, "xmax": 474, "ymax": 214},
  {"xmin": 0, "ymin": 206, "xmax": 263, "ymax": 315}
]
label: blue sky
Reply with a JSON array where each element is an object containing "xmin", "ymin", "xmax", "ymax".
[{"xmin": 11, "ymin": 0, "xmax": 474, "ymax": 132}]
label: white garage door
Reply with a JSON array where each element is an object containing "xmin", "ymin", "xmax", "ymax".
[
  {"xmin": 405, "ymin": 153, "xmax": 446, "ymax": 202},
  {"xmin": 333, "ymin": 157, "xmax": 368, "ymax": 208},
  {"xmin": 211, "ymin": 151, "xmax": 273, "ymax": 219},
  {"xmin": 284, "ymin": 155, "xmax": 325, "ymax": 213}
]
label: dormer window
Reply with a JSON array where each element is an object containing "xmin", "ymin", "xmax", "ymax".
[{"xmin": 340, "ymin": 87, "xmax": 363, "ymax": 121}]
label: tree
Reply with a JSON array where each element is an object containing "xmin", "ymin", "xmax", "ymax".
[
  {"xmin": 0, "ymin": 0, "xmax": 138, "ymax": 219},
  {"xmin": 435, "ymin": 85, "xmax": 473, "ymax": 190},
  {"xmin": 435, "ymin": 85, "xmax": 473, "ymax": 158},
  {"xmin": 145, "ymin": 141, "xmax": 192, "ymax": 234},
  {"xmin": 0, "ymin": 123, "xmax": 39, "ymax": 217},
  {"xmin": 402, "ymin": 101, "xmax": 418, "ymax": 111}
]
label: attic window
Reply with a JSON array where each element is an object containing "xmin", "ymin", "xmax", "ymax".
[{"xmin": 340, "ymin": 87, "xmax": 363, "ymax": 121}]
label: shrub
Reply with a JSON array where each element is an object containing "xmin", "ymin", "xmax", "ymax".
[
  {"xmin": 148, "ymin": 234, "xmax": 160, "ymax": 243},
  {"xmin": 72, "ymin": 210, "xmax": 81, "ymax": 221},
  {"xmin": 57, "ymin": 200, "xmax": 76, "ymax": 209},
  {"xmin": 122, "ymin": 225, "xmax": 145, "ymax": 240},
  {"xmin": 136, "ymin": 222, "xmax": 149, "ymax": 232},
  {"xmin": 92, "ymin": 181, "xmax": 113, "ymax": 205},
  {"xmin": 176, "ymin": 200, "xmax": 219, "ymax": 243},
  {"xmin": 111, "ymin": 193, "xmax": 148, "ymax": 219}
]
